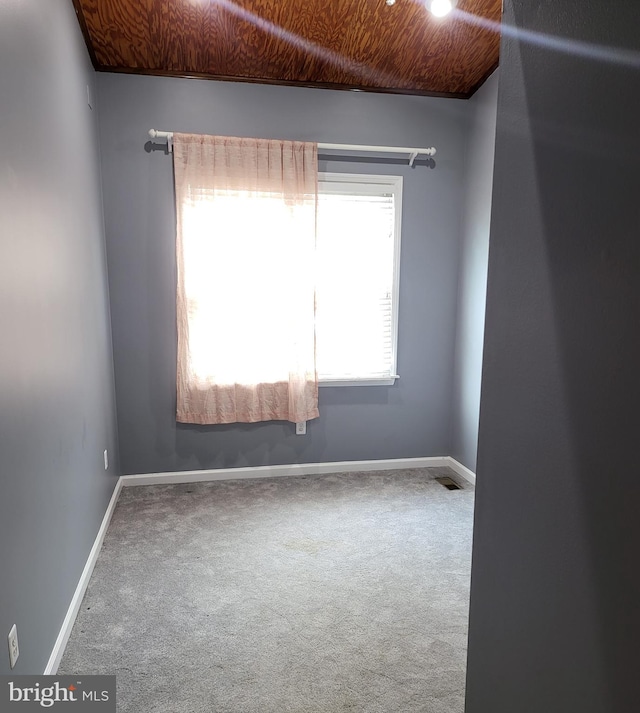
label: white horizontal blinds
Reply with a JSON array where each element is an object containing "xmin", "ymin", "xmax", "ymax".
[{"xmin": 316, "ymin": 178, "xmax": 399, "ymax": 381}]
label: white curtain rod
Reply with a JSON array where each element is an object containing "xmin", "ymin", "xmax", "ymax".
[{"xmin": 148, "ymin": 129, "xmax": 436, "ymax": 166}]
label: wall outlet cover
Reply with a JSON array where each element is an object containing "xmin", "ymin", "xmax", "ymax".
[{"xmin": 8, "ymin": 624, "xmax": 19, "ymax": 669}]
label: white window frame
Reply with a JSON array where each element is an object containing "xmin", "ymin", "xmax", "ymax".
[{"xmin": 317, "ymin": 172, "xmax": 403, "ymax": 388}]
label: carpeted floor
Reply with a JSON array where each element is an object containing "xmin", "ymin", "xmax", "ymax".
[{"xmin": 59, "ymin": 467, "xmax": 474, "ymax": 712}]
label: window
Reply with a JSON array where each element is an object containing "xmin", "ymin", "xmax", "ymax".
[
  {"xmin": 316, "ymin": 173, "xmax": 402, "ymax": 386},
  {"xmin": 175, "ymin": 133, "xmax": 402, "ymax": 429}
]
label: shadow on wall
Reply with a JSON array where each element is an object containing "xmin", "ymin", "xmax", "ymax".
[
  {"xmin": 466, "ymin": 2, "xmax": 640, "ymax": 712},
  {"xmin": 529, "ymin": 42, "xmax": 640, "ymax": 713}
]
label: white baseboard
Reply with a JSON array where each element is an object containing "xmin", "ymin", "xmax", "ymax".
[
  {"xmin": 120, "ymin": 456, "xmax": 451, "ymax": 486},
  {"xmin": 44, "ymin": 477, "xmax": 122, "ymax": 675},
  {"xmin": 446, "ymin": 457, "xmax": 477, "ymax": 485}
]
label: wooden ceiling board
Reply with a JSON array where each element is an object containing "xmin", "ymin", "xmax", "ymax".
[{"xmin": 72, "ymin": 0, "xmax": 502, "ymax": 98}]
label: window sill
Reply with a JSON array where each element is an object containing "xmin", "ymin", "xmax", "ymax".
[{"xmin": 319, "ymin": 376, "xmax": 399, "ymax": 387}]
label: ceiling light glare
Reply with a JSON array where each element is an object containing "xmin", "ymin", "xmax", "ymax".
[{"xmin": 429, "ymin": 0, "xmax": 454, "ymax": 17}]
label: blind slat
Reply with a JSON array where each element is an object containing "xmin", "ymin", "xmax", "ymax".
[{"xmin": 316, "ymin": 176, "xmax": 399, "ymax": 381}]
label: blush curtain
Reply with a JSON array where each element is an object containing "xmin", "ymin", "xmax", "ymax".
[{"xmin": 173, "ymin": 133, "xmax": 319, "ymax": 425}]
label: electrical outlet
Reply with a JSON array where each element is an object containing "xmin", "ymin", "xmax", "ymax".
[
  {"xmin": 103, "ymin": 449, "xmax": 109, "ymax": 470},
  {"xmin": 8, "ymin": 625, "xmax": 19, "ymax": 669},
  {"xmin": 295, "ymin": 421, "xmax": 307, "ymax": 435}
]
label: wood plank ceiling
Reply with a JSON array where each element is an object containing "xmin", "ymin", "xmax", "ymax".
[{"xmin": 72, "ymin": 0, "xmax": 501, "ymax": 98}]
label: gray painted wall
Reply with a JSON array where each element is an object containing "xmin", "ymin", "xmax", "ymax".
[
  {"xmin": 96, "ymin": 73, "xmax": 470, "ymax": 475},
  {"xmin": 451, "ymin": 72, "xmax": 499, "ymax": 472},
  {"xmin": 0, "ymin": 0, "xmax": 119, "ymax": 674},
  {"xmin": 466, "ymin": 1, "xmax": 640, "ymax": 712}
]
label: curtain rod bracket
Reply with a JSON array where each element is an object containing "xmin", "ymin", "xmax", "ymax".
[{"xmin": 150, "ymin": 128, "xmax": 173, "ymax": 152}]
